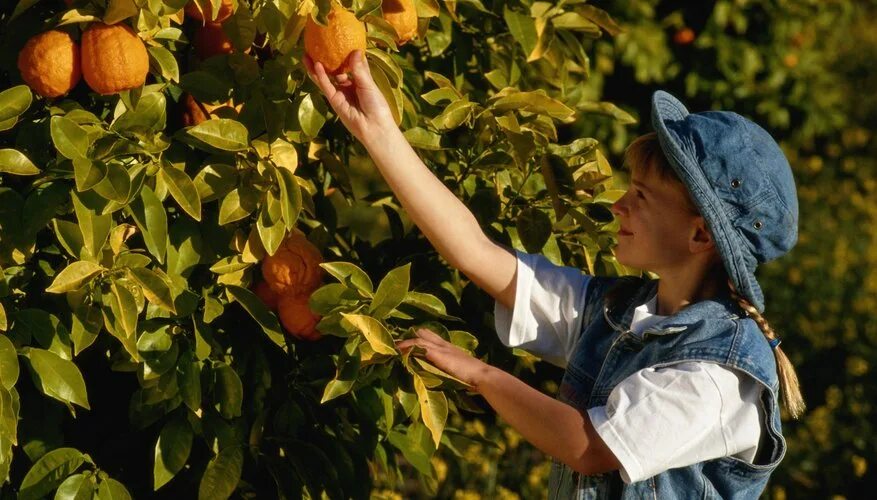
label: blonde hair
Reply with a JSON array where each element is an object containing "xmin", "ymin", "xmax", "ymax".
[{"xmin": 623, "ymin": 133, "xmax": 807, "ymax": 419}]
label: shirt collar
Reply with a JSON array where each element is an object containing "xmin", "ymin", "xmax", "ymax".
[{"xmin": 604, "ymin": 278, "xmax": 743, "ymax": 335}]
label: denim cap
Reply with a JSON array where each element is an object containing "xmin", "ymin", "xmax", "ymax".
[{"xmin": 651, "ymin": 91, "xmax": 799, "ymax": 314}]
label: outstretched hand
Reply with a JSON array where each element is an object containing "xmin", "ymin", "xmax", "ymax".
[
  {"xmin": 396, "ymin": 328, "xmax": 492, "ymax": 390},
  {"xmin": 303, "ymin": 50, "xmax": 396, "ymax": 146}
]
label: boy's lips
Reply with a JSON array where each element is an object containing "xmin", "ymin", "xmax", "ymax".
[{"xmin": 619, "ymin": 227, "xmax": 633, "ymax": 236}]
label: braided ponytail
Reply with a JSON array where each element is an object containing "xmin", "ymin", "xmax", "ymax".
[{"xmin": 727, "ymin": 279, "xmax": 806, "ymax": 419}]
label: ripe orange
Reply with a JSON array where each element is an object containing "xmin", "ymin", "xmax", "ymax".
[
  {"xmin": 253, "ymin": 280, "xmax": 279, "ymax": 311},
  {"xmin": 194, "ymin": 22, "xmax": 234, "ymax": 59},
  {"xmin": 180, "ymin": 93, "xmax": 241, "ymax": 126},
  {"xmin": 673, "ymin": 28, "xmax": 695, "ymax": 46},
  {"xmin": 17, "ymin": 30, "xmax": 81, "ymax": 98},
  {"xmin": 383, "ymin": 0, "xmax": 418, "ymax": 45},
  {"xmin": 277, "ymin": 294, "xmax": 322, "ymax": 340},
  {"xmin": 303, "ymin": 4, "xmax": 367, "ymax": 75},
  {"xmin": 185, "ymin": 0, "xmax": 235, "ymax": 23},
  {"xmin": 261, "ymin": 230, "xmax": 324, "ymax": 296},
  {"xmin": 81, "ymin": 23, "xmax": 149, "ymax": 95}
]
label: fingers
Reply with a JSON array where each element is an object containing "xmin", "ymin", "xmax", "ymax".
[{"xmin": 416, "ymin": 328, "xmax": 446, "ymax": 343}]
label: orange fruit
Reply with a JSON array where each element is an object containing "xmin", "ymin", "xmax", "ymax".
[
  {"xmin": 17, "ymin": 30, "xmax": 81, "ymax": 98},
  {"xmin": 261, "ymin": 230, "xmax": 324, "ymax": 296},
  {"xmin": 81, "ymin": 23, "xmax": 149, "ymax": 95},
  {"xmin": 194, "ymin": 22, "xmax": 234, "ymax": 59},
  {"xmin": 253, "ymin": 280, "xmax": 279, "ymax": 311},
  {"xmin": 180, "ymin": 93, "xmax": 241, "ymax": 126},
  {"xmin": 277, "ymin": 294, "xmax": 322, "ymax": 340},
  {"xmin": 673, "ymin": 27, "xmax": 695, "ymax": 46},
  {"xmin": 383, "ymin": 0, "xmax": 418, "ymax": 45},
  {"xmin": 185, "ymin": 0, "xmax": 235, "ymax": 23},
  {"xmin": 303, "ymin": 4, "xmax": 367, "ymax": 75}
]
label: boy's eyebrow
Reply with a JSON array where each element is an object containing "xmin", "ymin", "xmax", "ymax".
[{"xmin": 630, "ymin": 180, "xmax": 652, "ymax": 193}]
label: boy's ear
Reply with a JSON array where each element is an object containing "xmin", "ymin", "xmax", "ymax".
[{"xmin": 689, "ymin": 217, "xmax": 716, "ymax": 254}]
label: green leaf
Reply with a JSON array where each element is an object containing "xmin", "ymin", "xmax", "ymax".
[
  {"xmin": 187, "ymin": 119, "xmax": 249, "ymax": 151},
  {"xmin": 71, "ymin": 192, "xmax": 112, "ymax": 259},
  {"xmin": 491, "ymin": 90, "xmax": 575, "ymax": 121},
  {"xmin": 370, "ymin": 64, "xmax": 402, "ymax": 126},
  {"xmin": 177, "ymin": 349, "xmax": 201, "ymax": 411},
  {"xmin": 369, "ymin": 263, "xmax": 410, "ymax": 319},
  {"xmin": 297, "ymin": 93, "xmax": 326, "ymax": 138},
  {"xmin": 209, "ymin": 256, "xmax": 251, "ymax": 274},
  {"xmin": 53, "ymin": 220, "xmax": 86, "ymax": 260},
  {"xmin": 274, "ymin": 167, "xmax": 302, "ymax": 230},
  {"xmin": 548, "ymin": 137, "xmax": 599, "ymax": 157},
  {"xmin": 55, "ymin": 472, "xmax": 95, "ymax": 500},
  {"xmin": 25, "ymin": 347, "xmax": 90, "ymax": 411},
  {"xmin": 12, "ymin": 309, "xmax": 72, "ymax": 361},
  {"xmin": 577, "ymin": 101, "xmax": 636, "ymax": 125},
  {"xmin": 159, "ymin": 165, "xmax": 202, "ymax": 221},
  {"xmin": 575, "ymin": 4, "xmax": 623, "ymax": 36},
  {"xmin": 214, "ymin": 362, "xmax": 242, "ymax": 419},
  {"xmin": 193, "ymin": 164, "xmax": 238, "ymax": 202},
  {"xmin": 73, "ymin": 158, "xmax": 108, "ymax": 192},
  {"xmin": 218, "ymin": 187, "xmax": 259, "ymax": 225},
  {"xmin": 128, "ymin": 267, "xmax": 176, "ymax": 313},
  {"xmin": 18, "ymin": 447, "xmax": 88, "ymax": 500},
  {"xmin": 0, "ymin": 85, "xmax": 32, "ymax": 124},
  {"xmin": 104, "ymin": 0, "xmax": 139, "ymax": 25},
  {"xmin": 148, "ymin": 46, "xmax": 180, "ymax": 83},
  {"xmin": 320, "ymin": 337, "xmax": 361, "ymax": 403},
  {"xmin": 593, "ymin": 189, "xmax": 626, "ymax": 204},
  {"xmin": 403, "ymin": 127, "xmax": 443, "ymax": 150},
  {"xmin": 110, "ymin": 92, "xmax": 167, "ymax": 135},
  {"xmin": 50, "ymin": 116, "xmax": 91, "ymax": 160},
  {"xmin": 341, "ymin": 313, "xmax": 396, "ymax": 355},
  {"xmin": 153, "ymin": 415, "xmax": 193, "ymax": 490},
  {"xmin": 504, "ymin": 6, "xmax": 538, "ymax": 59},
  {"xmin": 198, "ymin": 446, "xmax": 243, "ymax": 500},
  {"xmin": 46, "ymin": 261, "xmax": 104, "ymax": 293},
  {"xmin": 0, "ymin": 334, "xmax": 18, "ymax": 390},
  {"xmin": 320, "ymin": 262, "xmax": 374, "ymax": 294},
  {"xmin": 431, "ymin": 100, "xmax": 476, "ymax": 131},
  {"xmin": 516, "ymin": 207, "xmax": 552, "ymax": 253},
  {"xmin": 109, "ymin": 281, "xmax": 138, "ymax": 339},
  {"xmin": 0, "ymin": 149, "xmax": 40, "ymax": 175},
  {"xmin": 91, "ymin": 162, "xmax": 132, "ymax": 203},
  {"xmin": 413, "ymin": 373, "xmax": 448, "ymax": 448},
  {"xmin": 127, "ymin": 185, "xmax": 168, "ymax": 264},
  {"xmin": 70, "ymin": 305, "xmax": 101, "ymax": 357},
  {"xmin": 224, "ymin": 285, "xmax": 287, "ymax": 350},
  {"xmin": 401, "ymin": 291, "xmax": 456, "ymax": 319},
  {"xmin": 96, "ymin": 477, "xmax": 131, "ymax": 500}
]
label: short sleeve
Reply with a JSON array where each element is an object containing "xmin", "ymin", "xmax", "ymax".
[
  {"xmin": 493, "ymin": 250, "xmax": 592, "ymax": 368},
  {"xmin": 586, "ymin": 362, "xmax": 764, "ymax": 483}
]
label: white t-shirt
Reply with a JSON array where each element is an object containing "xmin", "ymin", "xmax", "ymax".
[{"xmin": 493, "ymin": 251, "xmax": 765, "ymax": 483}]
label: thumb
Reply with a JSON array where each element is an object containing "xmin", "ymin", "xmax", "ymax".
[{"xmin": 350, "ymin": 50, "xmax": 376, "ymax": 91}]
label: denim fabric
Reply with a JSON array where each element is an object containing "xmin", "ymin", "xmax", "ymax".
[{"xmin": 549, "ymin": 276, "xmax": 786, "ymax": 499}]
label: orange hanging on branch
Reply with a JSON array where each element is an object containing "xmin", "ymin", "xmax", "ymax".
[
  {"xmin": 81, "ymin": 23, "xmax": 149, "ymax": 95},
  {"xmin": 303, "ymin": 4, "xmax": 367, "ymax": 75},
  {"xmin": 17, "ymin": 30, "xmax": 81, "ymax": 98},
  {"xmin": 261, "ymin": 230, "xmax": 324, "ymax": 296},
  {"xmin": 383, "ymin": 0, "xmax": 418, "ymax": 45},
  {"xmin": 278, "ymin": 294, "xmax": 322, "ymax": 341}
]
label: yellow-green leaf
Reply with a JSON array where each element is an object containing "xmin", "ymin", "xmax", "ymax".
[
  {"xmin": 46, "ymin": 261, "xmax": 104, "ymax": 293},
  {"xmin": 341, "ymin": 313, "xmax": 397, "ymax": 355}
]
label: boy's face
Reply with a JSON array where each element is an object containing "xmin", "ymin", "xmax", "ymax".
[{"xmin": 610, "ymin": 165, "xmax": 708, "ymax": 275}]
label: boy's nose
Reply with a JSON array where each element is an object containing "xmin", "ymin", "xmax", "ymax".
[{"xmin": 611, "ymin": 195, "xmax": 627, "ymax": 216}]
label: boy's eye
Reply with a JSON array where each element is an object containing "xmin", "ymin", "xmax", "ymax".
[{"xmin": 636, "ymin": 190, "xmax": 645, "ymax": 199}]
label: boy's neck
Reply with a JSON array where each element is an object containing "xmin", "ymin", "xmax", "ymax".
[{"xmin": 654, "ymin": 270, "xmax": 727, "ymax": 316}]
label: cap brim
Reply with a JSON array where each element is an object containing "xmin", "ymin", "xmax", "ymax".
[{"xmin": 650, "ymin": 91, "xmax": 765, "ymax": 313}]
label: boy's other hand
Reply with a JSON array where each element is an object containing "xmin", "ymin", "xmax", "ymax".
[{"xmin": 304, "ymin": 50, "xmax": 396, "ymax": 147}]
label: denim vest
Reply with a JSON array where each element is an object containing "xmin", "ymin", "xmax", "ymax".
[{"xmin": 549, "ymin": 277, "xmax": 786, "ymax": 499}]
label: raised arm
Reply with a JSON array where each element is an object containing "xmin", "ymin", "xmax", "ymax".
[{"xmin": 305, "ymin": 51, "xmax": 518, "ymax": 309}]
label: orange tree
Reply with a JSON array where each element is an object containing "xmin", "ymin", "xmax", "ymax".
[{"xmin": 0, "ymin": 0, "xmax": 634, "ymax": 497}]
